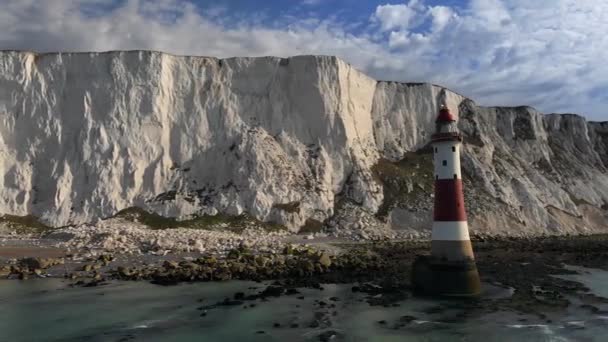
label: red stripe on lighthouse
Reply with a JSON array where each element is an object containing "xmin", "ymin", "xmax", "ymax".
[{"xmin": 433, "ymin": 179, "xmax": 467, "ymax": 221}]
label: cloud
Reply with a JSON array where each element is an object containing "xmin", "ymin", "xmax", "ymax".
[
  {"xmin": 0, "ymin": 0, "xmax": 606, "ymax": 121},
  {"xmin": 301, "ymin": 0, "xmax": 323, "ymax": 5},
  {"xmin": 428, "ymin": 6, "xmax": 455, "ymax": 32},
  {"xmin": 371, "ymin": 0, "xmax": 425, "ymax": 32},
  {"xmin": 468, "ymin": 0, "xmax": 512, "ymax": 28},
  {"xmin": 388, "ymin": 31, "xmax": 410, "ymax": 49}
]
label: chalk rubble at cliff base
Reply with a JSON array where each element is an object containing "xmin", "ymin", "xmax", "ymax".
[
  {"xmin": 27, "ymin": 219, "xmax": 585, "ymax": 258},
  {"xmin": 41, "ymin": 221, "xmax": 421, "ymax": 257},
  {"xmin": 42, "ymin": 219, "xmax": 292, "ymax": 256}
]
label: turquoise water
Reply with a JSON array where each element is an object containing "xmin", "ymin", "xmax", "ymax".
[
  {"xmin": 556, "ymin": 265, "xmax": 608, "ymax": 298},
  {"xmin": 1, "ymin": 273, "xmax": 608, "ymax": 342}
]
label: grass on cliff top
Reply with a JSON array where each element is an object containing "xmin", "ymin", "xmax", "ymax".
[
  {"xmin": 0, "ymin": 215, "xmax": 54, "ymax": 235},
  {"xmin": 113, "ymin": 207, "xmax": 286, "ymax": 233}
]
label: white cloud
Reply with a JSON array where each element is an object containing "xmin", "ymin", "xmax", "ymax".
[
  {"xmin": 468, "ymin": 0, "xmax": 512, "ymax": 28},
  {"xmin": 371, "ymin": 1, "xmax": 425, "ymax": 32},
  {"xmin": 428, "ymin": 6, "xmax": 454, "ymax": 32},
  {"xmin": 388, "ymin": 31, "xmax": 410, "ymax": 49},
  {"xmin": 0, "ymin": 0, "xmax": 606, "ymax": 121},
  {"xmin": 301, "ymin": 0, "xmax": 323, "ymax": 6}
]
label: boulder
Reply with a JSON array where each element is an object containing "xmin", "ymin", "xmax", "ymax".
[{"xmin": 318, "ymin": 253, "xmax": 332, "ymax": 268}]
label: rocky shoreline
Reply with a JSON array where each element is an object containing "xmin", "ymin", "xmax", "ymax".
[{"xmin": 2, "ymin": 232, "xmax": 608, "ymax": 321}]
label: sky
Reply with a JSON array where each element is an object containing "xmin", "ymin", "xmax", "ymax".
[{"xmin": 0, "ymin": 0, "xmax": 606, "ymax": 121}]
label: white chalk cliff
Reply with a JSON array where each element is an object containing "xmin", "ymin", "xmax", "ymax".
[{"xmin": 0, "ymin": 50, "xmax": 606, "ymax": 235}]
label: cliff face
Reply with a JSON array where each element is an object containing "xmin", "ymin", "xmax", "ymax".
[{"xmin": 0, "ymin": 51, "xmax": 606, "ymax": 234}]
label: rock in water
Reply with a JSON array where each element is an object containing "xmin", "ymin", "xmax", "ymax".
[
  {"xmin": 0, "ymin": 266, "xmax": 11, "ymax": 277},
  {"xmin": 18, "ymin": 257, "xmax": 63, "ymax": 270},
  {"xmin": 318, "ymin": 253, "xmax": 332, "ymax": 268},
  {"xmin": 0, "ymin": 51, "xmax": 605, "ymax": 236}
]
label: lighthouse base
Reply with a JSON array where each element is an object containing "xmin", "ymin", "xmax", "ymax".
[{"xmin": 411, "ymin": 255, "xmax": 481, "ymax": 297}]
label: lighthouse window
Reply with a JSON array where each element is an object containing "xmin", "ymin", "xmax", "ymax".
[
  {"xmin": 436, "ymin": 175, "xmax": 438, "ymax": 180},
  {"xmin": 454, "ymin": 174, "xmax": 457, "ymax": 179},
  {"xmin": 442, "ymin": 160, "xmax": 447, "ymax": 166},
  {"xmin": 434, "ymin": 147, "xmax": 438, "ymax": 153},
  {"xmin": 452, "ymin": 146, "xmax": 456, "ymax": 152}
]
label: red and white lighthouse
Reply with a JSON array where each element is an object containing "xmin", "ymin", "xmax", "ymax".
[
  {"xmin": 430, "ymin": 105, "xmax": 474, "ymax": 262},
  {"xmin": 411, "ymin": 104, "xmax": 481, "ymax": 297}
]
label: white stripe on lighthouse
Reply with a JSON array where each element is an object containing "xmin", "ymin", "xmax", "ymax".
[
  {"xmin": 433, "ymin": 141, "xmax": 462, "ymax": 180},
  {"xmin": 432, "ymin": 221, "xmax": 470, "ymax": 240}
]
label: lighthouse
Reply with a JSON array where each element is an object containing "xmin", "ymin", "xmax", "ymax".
[{"xmin": 411, "ymin": 104, "xmax": 481, "ymax": 297}]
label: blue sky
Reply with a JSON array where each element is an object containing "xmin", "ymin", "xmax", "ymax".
[{"xmin": 0, "ymin": 0, "xmax": 606, "ymax": 121}]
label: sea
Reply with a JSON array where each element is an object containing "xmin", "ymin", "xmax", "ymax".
[{"xmin": 1, "ymin": 268, "xmax": 607, "ymax": 342}]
